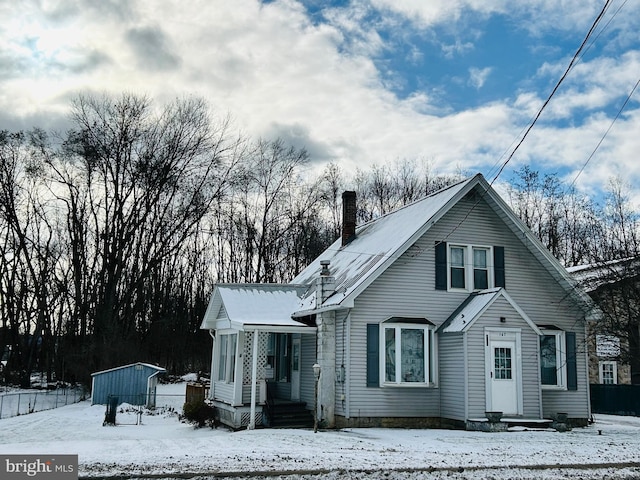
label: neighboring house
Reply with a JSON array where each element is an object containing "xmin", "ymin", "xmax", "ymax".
[
  {"xmin": 569, "ymin": 258, "xmax": 640, "ymax": 385},
  {"xmin": 201, "ymin": 173, "xmax": 596, "ymax": 430}
]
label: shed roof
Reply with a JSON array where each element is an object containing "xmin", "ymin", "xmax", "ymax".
[{"xmin": 91, "ymin": 362, "xmax": 166, "ymax": 377}]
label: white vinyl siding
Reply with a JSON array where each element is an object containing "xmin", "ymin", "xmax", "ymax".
[
  {"xmin": 345, "ymin": 194, "xmax": 589, "ymax": 421},
  {"xmin": 439, "ymin": 334, "xmax": 466, "ymax": 421}
]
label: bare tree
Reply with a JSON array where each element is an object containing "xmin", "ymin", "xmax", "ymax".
[
  {"xmin": 0, "ymin": 131, "xmax": 64, "ymax": 386},
  {"xmin": 32, "ymin": 93, "xmax": 241, "ymax": 380}
]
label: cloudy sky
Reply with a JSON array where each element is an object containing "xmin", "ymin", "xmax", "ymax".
[{"xmin": 1, "ymin": 0, "xmax": 639, "ymax": 205}]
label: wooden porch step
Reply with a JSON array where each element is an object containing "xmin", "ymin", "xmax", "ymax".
[{"xmin": 265, "ymin": 401, "xmax": 314, "ymax": 428}]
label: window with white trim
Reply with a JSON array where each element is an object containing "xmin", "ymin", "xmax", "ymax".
[
  {"xmin": 448, "ymin": 244, "xmax": 494, "ymax": 291},
  {"xmin": 540, "ymin": 330, "xmax": 567, "ymax": 389},
  {"xmin": 599, "ymin": 361, "xmax": 617, "ymax": 384},
  {"xmin": 217, "ymin": 333, "xmax": 237, "ymax": 382},
  {"xmin": 381, "ymin": 322, "xmax": 435, "ymax": 386}
]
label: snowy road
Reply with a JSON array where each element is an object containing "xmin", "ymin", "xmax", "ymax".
[{"xmin": 1, "ymin": 383, "xmax": 639, "ymax": 479}]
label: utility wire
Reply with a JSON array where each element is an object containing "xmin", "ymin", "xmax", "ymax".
[
  {"xmin": 571, "ymin": 76, "xmax": 640, "ymax": 188},
  {"xmin": 490, "ymin": 0, "xmax": 614, "ymax": 186}
]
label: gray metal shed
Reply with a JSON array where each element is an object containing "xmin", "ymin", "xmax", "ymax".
[{"xmin": 91, "ymin": 362, "xmax": 166, "ymax": 408}]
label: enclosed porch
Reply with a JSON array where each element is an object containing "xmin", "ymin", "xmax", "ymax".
[{"xmin": 201, "ymin": 284, "xmax": 317, "ymax": 429}]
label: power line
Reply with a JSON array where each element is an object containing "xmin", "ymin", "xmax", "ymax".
[
  {"xmin": 490, "ymin": 0, "xmax": 614, "ymax": 186},
  {"xmin": 570, "ymin": 76, "xmax": 640, "ymax": 189}
]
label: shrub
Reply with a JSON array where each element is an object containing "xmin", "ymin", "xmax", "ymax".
[{"xmin": 182, "ymin": 400, "xmax": 217, "ymax": 428}]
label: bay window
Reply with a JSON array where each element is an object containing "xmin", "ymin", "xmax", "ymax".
[{"xmin": 381, "ymin": 321, "xmax": 435, "ymax": 386}]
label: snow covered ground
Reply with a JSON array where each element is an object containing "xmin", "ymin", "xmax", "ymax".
[{"xmin": 1, "ymin": 381, "xmax": 639, "ymax": 480}]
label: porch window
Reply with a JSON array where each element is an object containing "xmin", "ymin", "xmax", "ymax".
[
  {"xmin": 381, "ymin": 322, "xmax": 435, "ymax": 386},
  {"xmin": 217, "ymin": 333, "xmax": 237, "ymax": 383},
  {"xmin": 540, "ymin": 330, "xmax": 566, "ymax": 389}
]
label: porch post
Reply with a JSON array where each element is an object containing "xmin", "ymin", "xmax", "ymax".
[
  {"xmin": 248, "ymin": 330, "xmax": 260, "ymax": 429},
  {"xmin": 208, "ymin": 330, "xmax": 217, "ymax": 401}
]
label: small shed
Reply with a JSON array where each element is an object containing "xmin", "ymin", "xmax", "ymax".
[{"xmin": 91, "ymin": 362, "xmax": 166, "ymax": 408}]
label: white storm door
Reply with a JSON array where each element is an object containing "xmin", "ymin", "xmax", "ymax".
[
  {"xmin": 290, "ymin": 336, "xmax": 301, "ymax": 401},
  {"xmin": 488, "ymin": 335, "xmax": 519, "ymax": 415}
]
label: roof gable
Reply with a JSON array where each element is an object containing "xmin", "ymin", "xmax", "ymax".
[
  {"xmin": 437, "ymin": 288, "xmax": 542, "ymax": 334},
  {"xmin": 292, "ymin": 173, "xmax": 595, "ymax": 318},
  {"xmin": 201, "ymin": 284, "xmax": 313, "ymax": 331},
  {"xmin": 292, "ymin": 175, "xmax": 480, "ymax": 313}
]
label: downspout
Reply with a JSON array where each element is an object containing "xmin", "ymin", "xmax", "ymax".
[
  {"xmin": 583, "ymin": 316, "xmax": 592, "ymax": 420},
  {"xmin": 344, "ymin": 310, "xmax": 352, "ymax": 419}
]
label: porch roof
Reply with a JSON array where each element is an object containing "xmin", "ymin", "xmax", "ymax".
[{"xmin": 201, "ymin": 284, "xmax": 315, "ymax": 333}]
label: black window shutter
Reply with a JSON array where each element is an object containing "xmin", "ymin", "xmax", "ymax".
[
  {"xmin": 435, "ymin": 241, "xmax": 447, "ymax": 290},
  {"xmin": 566, "ymin": 332, "xmax": 577, "ymax": 391},
  {"xmin": 494, "ymin": 246, "xmax": 505, "ymax": 288},
  {"xmin": 366, "ymin": 324, "xmax": 379, "ymax": 387}
]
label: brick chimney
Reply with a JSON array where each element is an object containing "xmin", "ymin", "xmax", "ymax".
[{"xmin": 342, "ymin": 191, "xmax": 356, "ymax": 246}]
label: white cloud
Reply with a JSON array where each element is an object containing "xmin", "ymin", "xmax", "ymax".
[
  {"xmin": 468, "ymin": 67, "xmax": 492, "ymax": 89},
  {"xmin": 0, "ymin": 0, "xmax": 638, "ymax": 206}
]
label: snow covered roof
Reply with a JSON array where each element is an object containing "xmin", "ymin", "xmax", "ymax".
[
  {"xmin": 567, "ymin": 257, "xmax": 640, "ymax": 292},
  {"xmin": 438, "ymin": 288, "xmax": 541, "ymax": 334},
  {"xmin": 292, "ymin": 175, "xmax": 478, "ymax": 314},
  {"xmin": 292, "ymin": 173, "xmax": 595, "ymax": 318},
  {"xmin": 200, "ymin": 284, "xmax": 314, "ymax": 332},
  {"xmin": 91, "ymin": 362, "xmax": 166, "ymax": 377}
]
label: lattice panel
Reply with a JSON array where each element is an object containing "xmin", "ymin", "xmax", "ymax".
[
  {"xmin": 240, "ymin": 411, "xmax": 263, "ymax": 427},
  {"xmin": 243, "ymin": 331, "xmax": 268, "ymax": 384}
]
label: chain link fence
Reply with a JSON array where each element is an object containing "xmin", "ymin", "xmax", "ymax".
[{"xmin": 0, "ymin": 387, "xmax": 87, "ymax": 419}]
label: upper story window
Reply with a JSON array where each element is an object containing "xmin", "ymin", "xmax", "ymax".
[
  {"xmin": 448, "ymin": 244, "xmax": 493, "ymax": 291},
  {"xmin": 380, "ymin": 320, "xmax": 435, "ymax": 387},
  {"xmin": 435, "ymin": 242, "xmax": 505, "ymax": 292}
]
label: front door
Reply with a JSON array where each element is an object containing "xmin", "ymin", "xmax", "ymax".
[
  {"xmin": 486, "ymin": 330, "xmax": 521, "ymax": 415},
  {"xmin": 290, "ymin": 335, "xmax": 301, "ymax": 401}
]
